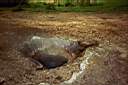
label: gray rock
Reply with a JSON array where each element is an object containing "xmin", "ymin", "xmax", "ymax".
[
  {"xmin": 21, "ymin": 36, "xmax": 72, "ymax": 69},
  {"xmin": 21, "ymin": 36, "xmax": 98, "ymax": 69}
]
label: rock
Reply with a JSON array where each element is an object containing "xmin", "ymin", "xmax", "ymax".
[
  {"xmin": 32, "ymin": 51, "xmax": 68, "ymax": 69},
  {"xmin": 39, "ymin": 83, "xmax": 50, "ymax": 85},
  {"xmin": 22, "ymin": 36, "xmax": 72, "ymax": 57},
  {"xmin": 21, "ymin": 36, "xmax": 98, "ymax": 69},
  {"xmin": 64, "ymin": 40, "xmax": 99, "ymax": 61},
  {"xmin": 0, "ymin": 77, "xmax": 5, "ymax": 84},
  {"xmin": 21, "ymin": 36, "xmax": 72, "ymax": 69}
]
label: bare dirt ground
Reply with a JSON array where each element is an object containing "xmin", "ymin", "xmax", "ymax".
[{"xmin": 0, "ymin": 11, "xmax": 128, "ymax": 85}]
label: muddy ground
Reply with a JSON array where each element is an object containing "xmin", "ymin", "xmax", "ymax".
[{"xmin": 0, "ymin": 11, "xmax": 128, "ymax": 85}]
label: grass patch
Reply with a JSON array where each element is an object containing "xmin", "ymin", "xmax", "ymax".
[
  {"xmin": 22, "ymin": 2, "xmax": 128, "ymax": 12},
  {"xmin": 0, "ymin": 1, "xmax": 128, "ymax": 13},
  {"xmin": 21, "ymin": 2, "xmax": 56, "ymax": 12},
  {"xmin": 55, "ymin": 4, "xmax": 128, "ymax": 12}
]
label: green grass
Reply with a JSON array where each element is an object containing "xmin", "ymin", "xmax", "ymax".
[
  {"xmin": 0, "ymin": 1, "xmax": 128, "ymax": 12},
  {"xmin": 21, "ymin": 2, "xmax": 56, "ymax": 12},
  {"xmin": 22, "ymin": 1, "xmax": 128, "ymax": 12}
]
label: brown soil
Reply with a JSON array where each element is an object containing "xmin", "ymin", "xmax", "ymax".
[{"xmin": 0, "ymin": 11, "xmax": 128, "ymax": 85}]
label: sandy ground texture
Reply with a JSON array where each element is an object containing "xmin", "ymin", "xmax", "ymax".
[{"xmin": 0, "ymin": 11, "xmax": 128, "ymax": 85}]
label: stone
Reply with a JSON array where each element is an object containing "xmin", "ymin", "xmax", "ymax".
[
  {"xmin": 32, "ymin": 51, "xmax": 68, "ymax": 69},
  {"xmin": 0, "ymin": 77, "xmax": 5, "ymax": 84},
  {"xmin": 21, "ymin": 36, "xmax": 72, "ymax": 69},
  {"xmin": 21, "ymin": 36, "xmax": 98, "ymax": 69}
]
